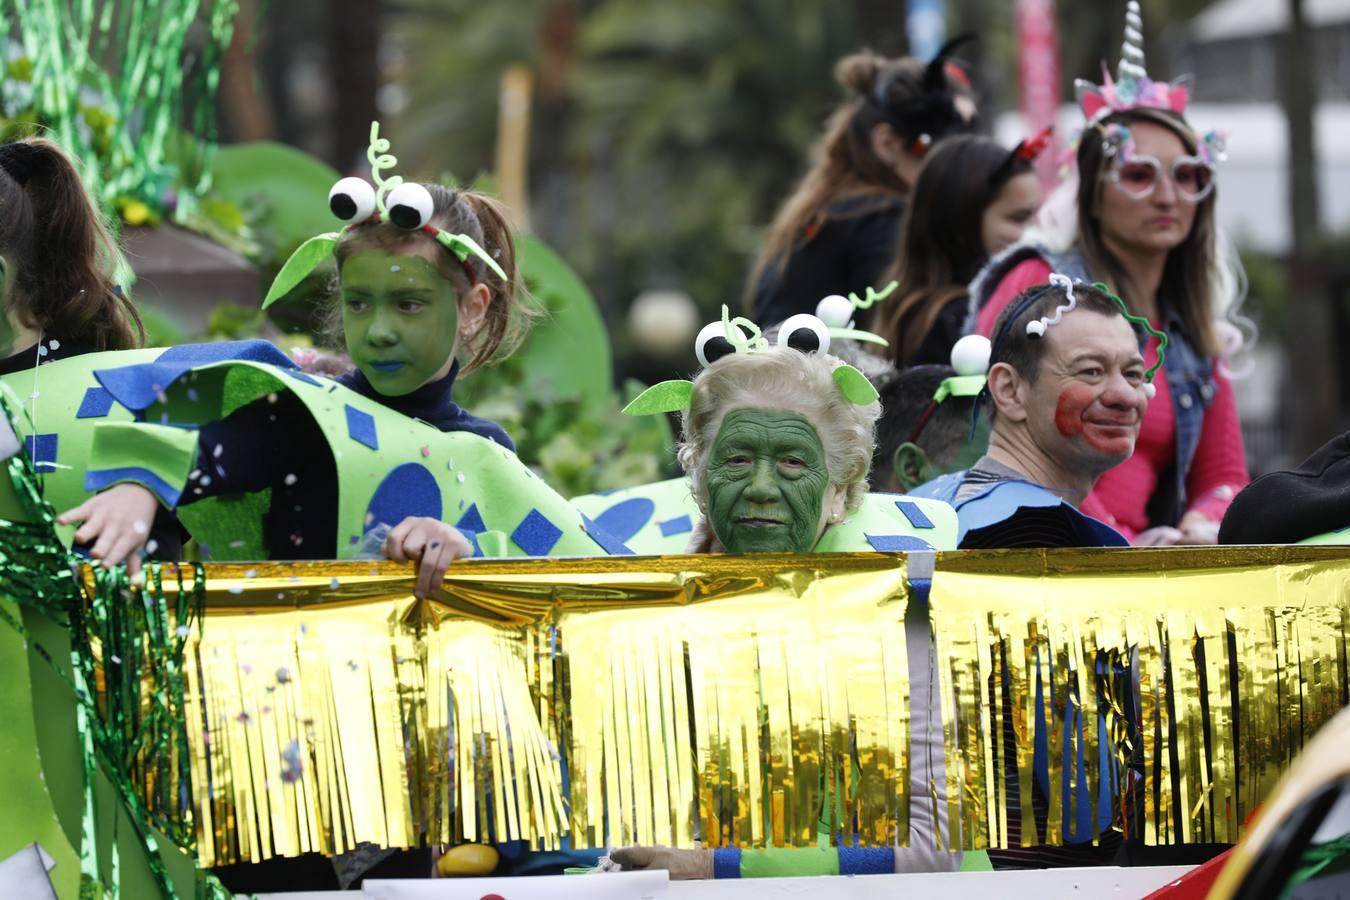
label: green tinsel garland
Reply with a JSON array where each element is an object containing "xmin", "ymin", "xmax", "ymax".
[{"xmin": 0, "ymin": 397, "xmax": 227, "ymax": 899}]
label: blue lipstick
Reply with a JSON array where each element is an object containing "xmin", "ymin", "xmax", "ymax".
[{"xmin": 370, "ymin": 361, "xmax": 406, "ymax": 373}]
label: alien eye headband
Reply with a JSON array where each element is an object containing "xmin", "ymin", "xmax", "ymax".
[
  {"xmin": 1021, "ymin": 274, "xmax": 1169, "ymax": 398},
  {"xmin": 261, "ymin": 121, "xmax": 507, "ymax": 309},
  {"xmin": 906, "ymin": 334, "xmax": 991, "ymax": 444},
  {"xmin": 813, "ymin": 282, "xmax": 895, "ymax": 347},
  {"xmin": 622, "ymin": 306, "xmax": 880, "ymax": 416}
]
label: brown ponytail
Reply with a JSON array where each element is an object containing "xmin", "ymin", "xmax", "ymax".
[
  {"xmin": 456, "ymin": 191, "xmax": 538, "ymax": 372},
  {"xmin": 334, "ymin": 185, "xmax": 540, "ymax": 374},
  {"xmin": 0, "ymin": 139, "xmax": 143, "ymax": 350}
]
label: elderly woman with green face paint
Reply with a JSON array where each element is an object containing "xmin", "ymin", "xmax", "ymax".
[
  {"xmin": 678, "ymin": 347, "xmax": 877, "ymax": 554},
  {"xmin": 612, "ymin": 314, "xmax": 964, "ymax": 882},
  {"xmin": 58, "ymin": 130, "xmax": 534, "ymax": 602}
]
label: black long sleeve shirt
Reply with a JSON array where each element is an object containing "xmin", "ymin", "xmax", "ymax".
[{"xmin": 184, "ymin": 361, "xmax": 512, "ymax": 559}]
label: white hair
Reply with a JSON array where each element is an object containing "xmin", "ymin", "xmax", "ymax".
[{"xmin": 677, "ymin": 347, "xmax": 879, "ymax": 515}]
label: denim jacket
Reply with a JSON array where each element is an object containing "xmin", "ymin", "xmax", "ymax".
[{"xmin": 967, "ymin": 241, "xmax": 1217, "ymax": 526}]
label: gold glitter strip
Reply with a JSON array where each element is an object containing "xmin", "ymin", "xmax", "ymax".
[{"xmin": 102, "ymin": 548, "xmax": 1350, "ymax": 861}]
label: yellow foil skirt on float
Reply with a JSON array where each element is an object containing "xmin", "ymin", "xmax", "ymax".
[{"xmin": 127, "ymin": 548, "xmax": 1350, "ymax": 865}]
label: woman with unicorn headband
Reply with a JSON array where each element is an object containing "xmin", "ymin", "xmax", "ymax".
[{"xmin": 967, "ymin": 1, "xmax": 1249, "ymax": 547}]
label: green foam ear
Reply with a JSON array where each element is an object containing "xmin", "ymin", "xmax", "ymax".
[
  {"xmin": 262, "ymin": 232, "xmax": 340, "ymax": 309},
  {"xmin": 833, "ymin": 365, "xmax": 879, "ymax": 405},
  {"xmin": 622, "ymin": 380, "xmax": 693, "ymax": 416},
  {"xmin": 442, "ymin": 232, "xmax": 508, "ymax": 281},
  {"xmin": 829, "ymin": 327, "xmax": 889, "ymax": 347}
]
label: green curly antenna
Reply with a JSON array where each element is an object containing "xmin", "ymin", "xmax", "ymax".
[
  {"xmin": 1092, "ymin": 281, "xmax": 1169, "ymax": 383},
  {"xmin": 847, "ymin": 280, "xmax": 899, "ymax": 310},
  {"xmin": 367, "ymin": 121, "xmax": 403, "ymax": 215},
  {"xmin": 721, "ymin": 304, "xmax": 768, "ymax": 354}
]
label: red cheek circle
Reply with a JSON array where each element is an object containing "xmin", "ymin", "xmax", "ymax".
[
  {"xmin": 1054, "ymin": 385, "xmax": 1092, "ymax": 438},
  {"xmin": 1055, "ymin": 383, "xmax": 1134, "ymax": 454}
]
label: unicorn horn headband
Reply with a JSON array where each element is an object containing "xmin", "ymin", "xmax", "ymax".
[
  {"xmin": 262, "ymin": 121, "xmax": 506, "ymax": 309},
  {"xmin": 622, "ymin": 305, "xmax": 879, "ymax": 416},
  {"xmin": 1073, "ymin": 0, "xmax": 1190, "ymax": 125}
]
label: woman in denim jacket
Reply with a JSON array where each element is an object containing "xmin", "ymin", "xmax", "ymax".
[{"xmin": 963, "ymin": 13, "xmax": 1248, "ymax": 545}]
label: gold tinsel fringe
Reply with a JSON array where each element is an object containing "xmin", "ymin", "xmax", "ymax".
[
  {"xmin": 110, "ymin": 549, "xmax": 1350, "ymax": 863},
  {"xmin": 928, "ymin": 547, "xmax": 1350, "ymax": 850},
  {"xmin": 176, "ymin": 555, "xmax": 911, "ymax": 865}
]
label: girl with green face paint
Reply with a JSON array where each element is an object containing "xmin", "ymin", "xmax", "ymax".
[{"xmin": 61, "ymin": 185, "xmax": 534, "ymax": 601}]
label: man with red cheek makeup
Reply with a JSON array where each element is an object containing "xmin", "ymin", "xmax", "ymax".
[
  {"xmin": 917, "ymin": 275, "xmax": 1162, "ymax": 551},
  {"xmin": 915, "ymin": 276, "xmax": 1165, "ymax": 871}
]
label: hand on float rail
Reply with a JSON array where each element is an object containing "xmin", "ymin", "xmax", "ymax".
[
  {"xmin": 1134, "ymin": 525, "xmax": 1183, "ymax": 546},
  {"xmin": 609, "ymin": 846, "xmax": 713, "ymax": 880},
  {"xmin": 1177, "ymin": 510, "xmax": 1220, "ymax": 545},
  {"xmin": 383, "ymin": 516, "xmax": 473, "ymax": 599},
  {"xmin": 57, "ymin": 483, "xmax": 160, "ymax": 582}
]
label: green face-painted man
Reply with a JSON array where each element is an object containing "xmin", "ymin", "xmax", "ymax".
[{"xmin": 704, "ymin": 408, "xmax": 843, "ymax": 553}]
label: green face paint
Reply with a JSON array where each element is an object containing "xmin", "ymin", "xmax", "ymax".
[
  {"xmin": 949, "ymin": 415, "xmax": 992, "ymax": 472},
  {"xmin": 340, "ymin": 250, "xmax": 461, "ymax": 396},
  {"xmin": 705, "ymin": 408, "xmax": 832, "ymax": 554}
]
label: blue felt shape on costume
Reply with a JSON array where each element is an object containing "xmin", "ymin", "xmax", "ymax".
[
  {"xmin": 865, "ymin": 533, "xmax": 933, "ymax": 552},
  {"xmin": 454, "ymin": 527, "xmax": 484, "ymax": 558},
  {"xmin": 365, "ymin": 463, "xmax": 442, "ymax": 533},
  {"xmin": 581, "ymin": 514, "xmax": 635, "ymax": 555},
  {"xmin": 592, "ymin": 497, "xmax": 654, "ymax": 543},
  {"xmin": 286, "ymin": 370, "xmax": 323, "ymax": 388},
  {"xmin": 895, "ymin": 499, "xmax": 934, "ymax": 530},
  {"xmin": 85, "ymin": 466, "xmax": 182, "ymax": 508},
  {"xmin": 456, "ymin": 503, "xmax": 487, "ymax": 534},
  {"xmin": 511, "ymin": 509, "xmax": 563, "ymax": 556},
  {"xmin": 76, "ymin": 387, "xmax": 115, "ymax": 419},
  {"xmin": 155, "ymin": 339, "xmax": 298, "ymax": 369},
  {"xmin": 712, "ymin": 848, "xmax": 742, "ymax": 879},
  {"xmin": 25, "ymin": 433, "xmax": 57, "ymax": 471},
  {"xmin": 345, "ymin": 405, "xmax": 378, "ymax": 450},
  {"xmin": 838, "ymin": 847, "xmax": 893, "ymax": 875},
  {"xmin": 659, "ymin": 514, "xmax": 693, "ymax": 537},
  {"xmin": 96, "ymin": 340, "xmax": 299, "ymax": 415},
  {"xmin": 92, "ymin": 364, "xmax": 184, "ymax": 413}
]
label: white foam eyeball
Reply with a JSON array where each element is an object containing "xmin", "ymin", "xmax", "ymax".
[
  {"xmin": 1142, "ymin": 381, "xmax": 1157, "ymax": 399},
  {"xmin": 949, "ymin": 334, "xmax": 992, "ymax": 376},
  {"xmin": 777, "ymin": 313, "xmax": 831, "ymax": 356},
  {"xmin": 814, "ymin": 294, "xmax": 855, "ymax": 329},
  {"xmin": 328, "ymin": 177, "xmax": 376, "ymax": 222},
  {"xmin": 695, "ymin": 319, "xmax": 743, "ymax": 368},
  {"xmin": 387, "ymin": 182, "xmax": 435, "ymax": 229},
  {"xmin": 1025, "ymin": 320, "xmax": 1047, "ymax": 338}
]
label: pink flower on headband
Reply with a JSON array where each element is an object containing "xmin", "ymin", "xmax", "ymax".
[{"xmin": 1075, "ymin": 67, "xmax": 1190, "ymax": 124}]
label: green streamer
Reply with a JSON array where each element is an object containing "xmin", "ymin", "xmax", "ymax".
[
  {"xmin": 0, "ymin": 395, "xmax": 210, "ymax": 899},
  {"xmin": 1, "ymin": 0, "xmax": 239, "ymax": 216}
]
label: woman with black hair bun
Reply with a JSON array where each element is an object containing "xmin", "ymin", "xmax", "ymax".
[{"xmin": 745, "ymin": 39, "xmax": 977, "ymax": 330}]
